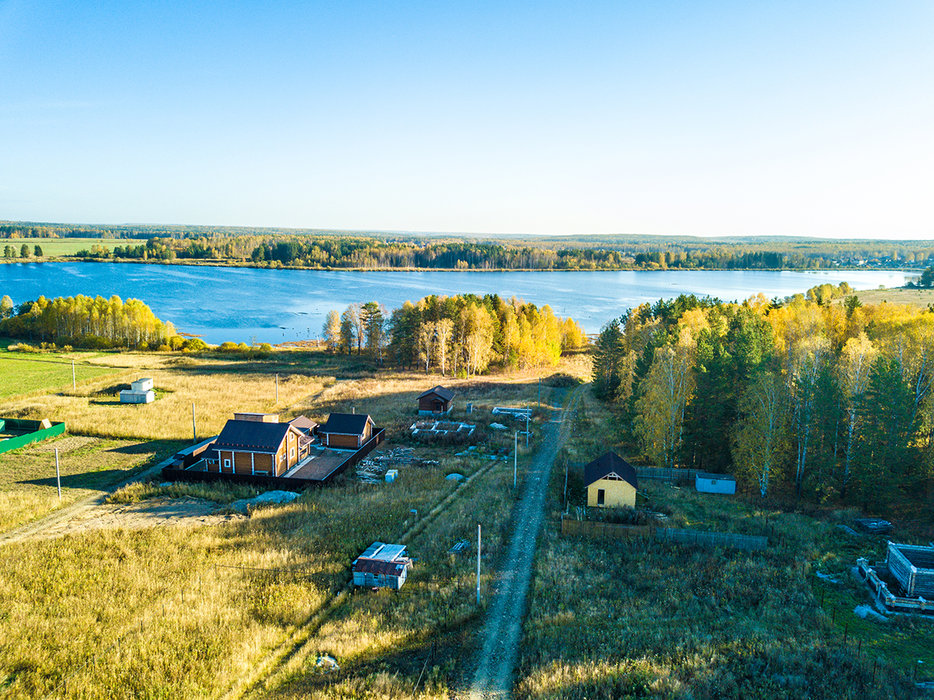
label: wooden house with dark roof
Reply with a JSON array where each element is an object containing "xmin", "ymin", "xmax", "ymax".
[
  {"xmin": 584, "ymin": 452, "xmax": 638, "ymax": 508},
  {"xmin": 319, "ymin": 413, "xmax": 375, "ymax": 449},
  {"xmin": 417, "ymin": 386, "xmax": 455, "ymax": 415},
  {"xmin": 204, "ymin": 414, "xmax": 309, "ymax": 477}
]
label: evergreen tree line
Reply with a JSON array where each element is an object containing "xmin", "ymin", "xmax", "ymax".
[
  {"xmin": 323, "ymin": 294, "xmax": 587, "ymax": 376},
  {"xmin": 592, "ymin": 284, "xmax": 934, "ymax": 512},
  {"xmin": 0, "ymin": 294, "xmax": 185, "ymax": 350}
]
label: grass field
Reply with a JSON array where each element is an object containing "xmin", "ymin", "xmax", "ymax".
[
  {"xmin": 515, "ymin": 390, "xmax": 934, "ymax": 699},
  {"xmin": 0, "ymin": 237, "xmax": 146, "ymax": 257},
  {"xmin": 0, "ymin": 345, "xmax": 584, "ymax": 698},
  {"xmin": 0, "ymin": 350, "xmax": 119, "ymax": 399},
  {"xmin": 850, "ymin": 287, "xmax": 934, "ymax": 308},
  {"xmin": 0, "ymin": 435, "xmax": 179, "ymax": 534}
]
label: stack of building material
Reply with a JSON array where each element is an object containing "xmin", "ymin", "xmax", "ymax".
[{"xmin": 120, "ymin": 378, "xmax": 155, "ymax": 404}]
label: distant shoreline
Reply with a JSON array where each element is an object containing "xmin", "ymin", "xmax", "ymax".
[{"xmin": 0, "ymin": 257, "xmax": 921, "ymax": 275}]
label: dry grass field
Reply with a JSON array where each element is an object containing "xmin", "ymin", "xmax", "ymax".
[
  {"xmin": 847, "ymin": 286, "xmax": 934, "ymax": 308},
  {"xmin": 0, "ymin": 435, "xmax": 178, "ymax": 534},
  {"xmin": 0, "ymin": 345, "xmax": 584, "ymax": 699},
  {"xmin": 515, "ymin": 390, "xmax": 934, "ymax": 699}
]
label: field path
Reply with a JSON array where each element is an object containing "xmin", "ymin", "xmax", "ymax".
[
  {"xmin": 467, "ymin": 386, "xmax": 581, "ymax": 700},
  {"xmin": 0, "ymin": 454, "xmax": 175, "ymax": 547}
]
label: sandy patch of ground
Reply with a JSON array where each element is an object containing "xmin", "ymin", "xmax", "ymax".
[
  {"xmin": 37, "ymin": 497, "xmax": 244, "ymax": 539},
  {"xmin": 33, "ymin": 435, "xmax": 100, "ymax": 453}
]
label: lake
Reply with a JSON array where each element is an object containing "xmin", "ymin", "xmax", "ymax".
[{"xmin": 0, "ymin": 262, "xmax": 912, "ymax": 344}]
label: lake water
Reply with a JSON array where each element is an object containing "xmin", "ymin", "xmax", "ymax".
[{"xmin": 0, "ymin": 262, "xmax": 912, "ymax": 343}]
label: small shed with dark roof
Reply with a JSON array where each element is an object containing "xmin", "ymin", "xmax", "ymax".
[
  {"xmin": 417, "ymin": 386, "xmax": 455, "ymax": 415},
  {"xmin": 319, "ymin": 413, "xmax": 376, "ymax": 449},
  {"xmin": 352, "ymin": 542, "xmax": 413, "ymax": 590},
  {"xmin": 584, "ymin": 452, "xmax": 638, "ymax": 508}
]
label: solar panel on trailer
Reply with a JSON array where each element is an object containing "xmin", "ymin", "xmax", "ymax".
[{"xmin": 378, "ymin": 544, "xmax": 407, "ymax": 561}]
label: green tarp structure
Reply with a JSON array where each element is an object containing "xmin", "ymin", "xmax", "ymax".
[{"xmin": 0, "ymin": 419, "xmax": 66, "ymax": 454}]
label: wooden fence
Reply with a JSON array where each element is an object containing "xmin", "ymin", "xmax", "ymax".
[
  {"xmin": 561, "ymin": 517, "xmax": 768, "ymax": 551},
  {"xmin": 561, "ymin": 519, "xmax": 652, "ymax": 539}
]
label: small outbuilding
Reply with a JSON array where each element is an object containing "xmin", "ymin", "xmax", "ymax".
[
  {"xmin": 120, "ymin": 378, "xmax": 155, "ymax": 404},
  {"xmin": 319, "ymin": 413, "xmax": 376, "ymax": 449},
  {"xmin": 584, "ymin": 452, "xmax": 638, "ymax": 508},
  {"xmin": 886, "ymin": 542, "xmax": 934, "ymax": 598},
  {"xmin": 352, "ymin": 542, "xmax": 413, "ymax": 590},
  {"xmin": 695, "ymin": 472, "xmax": 736, "ymax": 495},
  {"xmin": 417, "ymin": 386, "xmax": 455, "ymax": 415}
]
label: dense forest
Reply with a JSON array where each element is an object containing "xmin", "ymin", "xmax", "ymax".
[
  {"xmin": 0, "ymin": 295, "xmax": 204, "ymax": 350},
  {"xmin": 324, "ymin": 294, "xmax": 586, "ymax": 375},
  {"xmin": 592, "ymin": 283, "xmax": 934, "ymax": 514},
  {"xmin": 2, "ymin": 220, "xmax": 933, "ymax": 271}
]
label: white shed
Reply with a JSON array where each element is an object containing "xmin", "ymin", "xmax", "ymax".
[
  {"xmin": 120, "ymin": 389, "xmax": 155, "ymax": 404},
  {"xmin": 695, "ymin": 472, "xmax": 736, "ymax": 494},
  {"xmin": 131, "ymin": 378, "xmax": 154, "ymax": 392}
]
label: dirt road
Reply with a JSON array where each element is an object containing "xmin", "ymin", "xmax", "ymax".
[{"xmin": 467, "ymin": 387, "xmax": 580, "ymax": 699}]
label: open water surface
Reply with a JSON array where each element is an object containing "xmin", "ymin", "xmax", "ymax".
[{"xmin": 0, "ymin": 262, "xmax": 912, "ymax": 343}]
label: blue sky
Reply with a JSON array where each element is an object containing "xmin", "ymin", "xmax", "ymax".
[{"xmin": 1, "ymin": 1, "xmax": 932, "ymax": 238}]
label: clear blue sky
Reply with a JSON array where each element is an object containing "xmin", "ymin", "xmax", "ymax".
[{"xmin": 1, "ymin": 1, "xmax": 932, "ymax": 238}]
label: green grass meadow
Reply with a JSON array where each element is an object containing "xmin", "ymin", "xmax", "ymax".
[{"xmin": 1, "ymin": 237, "xmax": 146, "ymax": 257}]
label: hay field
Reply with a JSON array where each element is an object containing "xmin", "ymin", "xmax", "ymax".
[
  {"xmin": 0, "ymin": 435, "xmax": 177, "ymax": 534},
  {"xmin": 0, "ymin": 431, "xmax": 520, "ymax": 698},
  {"xmin": 847, "ymin": 286, "xmax": 934, "ymax": 308},
  {"xmin": 0, "ymin": 347, "xmax": 580, "ymax": 698}
]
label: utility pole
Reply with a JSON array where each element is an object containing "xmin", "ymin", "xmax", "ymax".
[
  {"xmin": 192, "ymin": 403, "xmax": 197, "ymax": 444},
  {"xmin": 55, "ymin": 448, "xmax": 61, "ymax": 500},
  {"xmin": 476, "ymin": 523, "xmax": 481, "ymax": 605},
  {"xmin": 514, "ymin": 431, "xmax": 518, "ymax": 489},
  {"xmin": 564, "ymin": 460, "xmax": 569, "ymax": 513},
  {"xmin": 275, "ymin": 373, "xmax": 279, "ymax": 404},
  {"xmin": 525, "ymin": 412, "xmax": 530, "ymax": 448},
  {"xmin": 71, "ymin": 360, "xmax": 76, "ymax": 392}
]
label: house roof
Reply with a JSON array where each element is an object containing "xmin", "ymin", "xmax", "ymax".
[
  {"xmin": 352, "ymin": 542, "xmax": 410, "ymax": 576},
  {"xmin": 352, "ymin": 557, "xmax": 407, "ymax": 576},
  {"xmin": 584, "ymin": 452, "xmax": 638, "ymax": 489},
  {"xmin": 418, "ymin": 385, "xmax": 455, "ymax": 402},
  {"xmin": 320, "ymin": 413, "xmax": 374, "ymax": 436},
  {"xmin": 213, "ymin": 419, "xmax": 298, "ymax": 454},
  {"xmin": 288, "ymin": 415, "xmax": 318, "ymax": 433}
]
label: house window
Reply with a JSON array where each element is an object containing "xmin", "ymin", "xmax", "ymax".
[
  {"xmin": 597, "ymin": 488, "xmax": 605, "ymax": 505},
  {"xmin": 289, "ymin": 448, "xmax": 295, "ymax": 459},
  {"xmin": 224, "ymin": 459, "xmax": 231, "ymax": 470}
]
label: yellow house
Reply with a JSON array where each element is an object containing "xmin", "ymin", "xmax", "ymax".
[{"xmin": 585, "ymin": 452, "xmax": 638, "ymax": 508}]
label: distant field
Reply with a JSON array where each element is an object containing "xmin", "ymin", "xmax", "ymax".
[
  {"xmin": 0, "ymin": 352, "xmax": 119, "ymax": 399},
  {"xmin": 851, "ymin": 286, "xmax": 934, "ymax": 308},
  {"xmin": 1, "ymin": 237, "xmax": 145, "ymax": 257}
]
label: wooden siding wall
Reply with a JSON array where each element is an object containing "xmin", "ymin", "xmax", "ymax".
[{"xmin": 587, "ymin": 479, "xmax": 636, "ymax": 508}]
